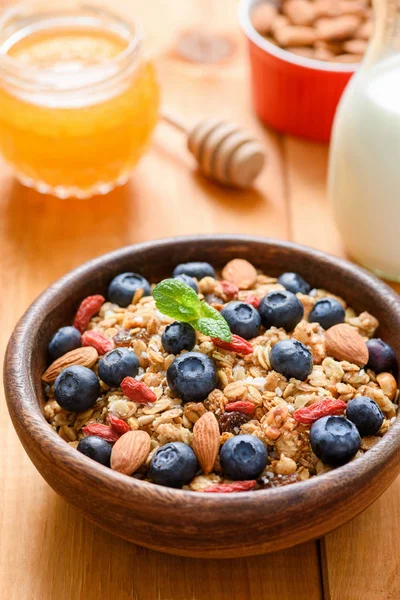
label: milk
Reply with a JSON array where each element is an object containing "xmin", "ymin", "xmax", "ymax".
[{"xmin": 328, "ymin": 48, "xmax": 400, "ymax": 281}]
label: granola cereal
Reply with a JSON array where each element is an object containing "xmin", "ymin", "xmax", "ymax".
[{"xmin": 43, "ymin": 260, "xmax": 399, "ymax": 492}]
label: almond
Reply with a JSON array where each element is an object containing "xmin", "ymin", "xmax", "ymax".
[
  {"xmin": 192, "ymin": 412, "xmax": 220, "ymax": 475},
  {"xmin": 111, "ymin": 430, "xmax": 151, "ymax": 475},
  {"xmin": 221, "ymin": 259, "xmax": 257, "ymax": 290},
  {"xmin": 325, "ymin": 323, "xmax": 368, "ymax": 367},
  {"xmin": 42, "ymin": 346, "xmax": 98, "ymax": 383},
  {"xmin": 377, "ymin": 372, "xmax": 398, "ymax": 401}
]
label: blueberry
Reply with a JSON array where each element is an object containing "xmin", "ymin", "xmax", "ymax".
[
  {"xmin": 220, "ymin": 435, "xmax": 268, "ymax": 480},
  {"xmin": 278, "ymin": 272, "xmax": 311, "ymax": 295},
  {"xmin": 48, "ymin": 326, "xmax": 81, "ymax": 362},
  {"xmin": 270, "ymin": 339, "xmax": 313, "ymax": 381},
  {"xmin": 149, "ymin": 442, "xmax": 198, "ymax": 487},
  {"xmin": 54, "ymin": 365, "xmax": 100, "ymax": 412},
  {"xmin": 77, "ymin": 436, "xmax": 112, "ymax": 467},
  {"xmin": 161, "ymin": 321, "xmax": 196, "ymax": 354},
  {"xmin": 366, "ymin": 338, "xmax": 398, "ymax": 375},
  {"xmin": 173, "ymin": 262, "xmax": 215, "ymax": 280},
  {"xmin": 346, "ymin": 396, "xmax": 384, "ymax": 437},
  {"xmin": 308, "ymin": 298, "xmax": 345, "ymax": 330},
  {"xmin": 258, "ymin": 291, "xmax": 304, "ymax": 332},
  {"xmin": 167, "ymin": 352, "xmax": 217, "ymax": 403},
  {"xmin": 220, "ymin": 301, "xmax": 261, "ymax": 340},
  {"xmin": 108, "ymin": 272, "xmax": 151, "ymax": 307},
  {"xmin": 173, "ymin": 273, "xmax": 199, "ymax": 293},
  {"xmin": 98, "ymin": 348, "xmax": 139, "ymax": 387},
  {"xmin": 310, "ymin": 416, "xmax": 361, "ymax": 467}
]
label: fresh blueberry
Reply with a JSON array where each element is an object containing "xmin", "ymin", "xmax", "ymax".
[
  {"xmin": 48, "ymin": 326, "xmax": 81, "ymax": 362},
  {"xmin": 346, "ymin": 396, "xmax": 384, "ymax": 437},
  {"xmin": 173, "ymin": 262, "xmax": 215, "ymax": 280},
  {"xmin": 220, "ymin": 301, "xmax": 261, "ymax": 340},
  {"xmin": 258, "ymin": 290, "xmax": 304, "ymax": 332},
  {"xmin": 220, "ymin": 434, "xmax": 268, "ymax": 480},
  {"xmin": 108, "ymin": 272, "xmax": 151, "ymax": 307},
  {"xmin": 161, "ymin": 321, "xmax": 197, "ymax": 354},
  {"xmin": 98, "ymin": 348, "xmax": 139, "ymax": 387},
  {"xmin": 270, "ymin": 339, "xmax": 313, "ymax": 381},
  {"xmin": 308, "ymin": 298, "xmax": 345, "ymax": 329},
  {"xmin": 278, "ymin": 272, "xmax": 311, "ymax": 295},
  {"xmin": 310, "ymin": 416, "xmax": 361, "ymax": 467},
  {"xmin": 149, "ymin": 442, "xmax": 198, "ymax": 487},
  {"xmin": 54, "ymin": 365, "xmax": 100, "ymax": 412},
  {"xmin": 167, "ymin": 351, "xmax": 218, "ymax": 403},
  {"xmin": 173, "ymin": 273, "xmax": 199, "ymax": 293},
  {"xmin": 77, "ymin": 436, "xmax": 112, "ymax": 467},
  {"xmin": 366, "ymin": 338, "xmax": 398, "ymax": 375}
]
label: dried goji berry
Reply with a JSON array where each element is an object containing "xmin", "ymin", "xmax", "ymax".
[
  {"xmin": 211, "ymin": 334, "xmax": 254, "ymax": 355},
  {"xmin": 121, "ymin": 376, "xmax": 157, "ymax": 404},
  {"xmin": 108, "ymin": 414, "xmax": 131, "ymax": 434},
  {"xmin": 225, "ymin": 401, "xmax": 255, "ymax": 416},
  {"xmin": 293, "ymin": 398, "xmax": 347, "ymax": 424},
  {"xmin": 73, "ymin": 295, "xmax": 105, "ymax": 333},
  {"xmin": 82, "ymin": 423, "xmax": 120, "ymax": 443},
  {"xmin": 245, "ymin": 295, "xmax": 260, "ymax": 309},
  {"xmin": 204, "ymin": 480, "xmax": 256, "ymax": 493},
  {"xmin": 82, "ymin": 330, "xmax": 114, "ymax": 355},
  {"xmin": 219, "ymin": 280, "xmax": 239, "ymax": 301}
]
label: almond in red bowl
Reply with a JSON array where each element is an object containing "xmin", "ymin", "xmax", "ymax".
[{"xmin": 238, "ymin": 0, "xmax": 371, "ymax": 141}]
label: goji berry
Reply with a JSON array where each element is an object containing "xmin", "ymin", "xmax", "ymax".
[
  {"xmin": 108, "ymin": 414, "xmax": 131, "ymax": 434},
  {"xmin": 204, "ymin": 480, "xmax": 256, "ymax": 493},
  {"xmin": 211, "ymin": 334, "xmax": 254, "ymax": 355},
  {"xmin": 245, "ymin": 295, "xmax": 260, "ymax": 309},
  {"xmin": 225, "ymin": 401, "xmax": 255, "ymax": 416},
  {"xmin": 82, "ymin": 330, "xmax": 114, "ymax": 355},
  {"xmin": 293, "ymin": 398, "xmax": 347, "ymax": 424},
  {"xmin": 219, "ymin": 280, "xmax": 239, "ymax": 301},
  {"xmin": 73, "ymin": 295, "xmax": 105, "ymax": 333},
  {"xmin": 121, "ymin": 376, "xmax": 157, "ymax": 404},
  {"xmin": 82, "ymin": 423, "xmax": 120, "ymax": 443}
]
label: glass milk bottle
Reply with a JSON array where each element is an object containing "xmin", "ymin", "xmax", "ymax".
[{"xmin": 328, "ymin": 0, "xmax": 400, "ymax": 281}]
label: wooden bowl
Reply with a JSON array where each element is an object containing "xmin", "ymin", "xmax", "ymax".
[{"xmin": 4, "ymin": 235, "xmax": 400, "ymax": 558}]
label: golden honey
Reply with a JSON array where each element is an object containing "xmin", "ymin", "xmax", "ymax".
[{"xmin": 0, "ymin": 2, "xmax": 159, "ymax": 198}]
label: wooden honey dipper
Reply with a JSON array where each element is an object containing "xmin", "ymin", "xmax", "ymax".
[{"xmin": 161, "ymin": 110, "xmax": 265, "ymax": 189}]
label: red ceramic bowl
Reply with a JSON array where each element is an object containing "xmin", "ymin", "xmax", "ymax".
[{"xmin": 239, "ymin": 0, "xmax": 358, "ymax": 142}]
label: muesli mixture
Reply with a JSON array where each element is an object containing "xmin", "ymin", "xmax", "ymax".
[{"xmin": 43, "ymin": 259, "xmax": 399, "ymax": 492}]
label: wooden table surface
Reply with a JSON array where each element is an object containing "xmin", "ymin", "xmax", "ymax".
[{"xmin": 1, "ymin": 1, "xmax": 399, "ymax": 599}]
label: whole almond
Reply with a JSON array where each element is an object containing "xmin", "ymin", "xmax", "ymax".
[
  {"xmin": 377, "ymin": 372, "xmax": 398, "ymax": 401},
  {"xmin": 275, "ymin": 25, "xmax": 316, "ymax": 47},
  {"xmin": 111, "ymin": 430, "xmax": 151, "ymax": 475},
  {"xmin": 315, "ymin": 15, "xmax": 361, "ymax": 41},
  {"xmin": 325, "ymin": 323, "xmax": 368, "ymax": 367},
  {"xmin": 252, "ymin": 3, "xmax": 278, "ymax": 35},
  {"xmin": 42, "ymin": 346, "xmax": 98, "ymax": 383},
  {"xmin": 283, "ymin": 0, "xmax": 316, "ymax": 26},
  {"xmin": 221, "ymin": 259, "xmax": 257, "ymax": 290},
  {"xmin": 342, "ymin": 38, "xmax": 368, "ymax": 53},
  {"xmin": 192, "ymin": 412, "xmax": 220, "ymax": 475}
]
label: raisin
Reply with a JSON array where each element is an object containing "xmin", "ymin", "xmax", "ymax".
[
  {"xmin": 204, "ymin": 293, "xmax": 224, "ymax": 306},
  {"xmin": 257, "ymin": 473, "xmax": 300, "ymax": 489},
  {"xmin": 218, "ymin": 411, "xmax": 250, "ymax": 434},
  {"xmin": 113, "ymin": 329, "xmax": 134, "ymax": 347}
]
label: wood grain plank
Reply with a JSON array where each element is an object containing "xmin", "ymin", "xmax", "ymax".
[
  {"xmin": 285, "ymin": 136, "xmax": 400, "ymax": 600},
  {"xmin": 0, "ymin": 0, "xmax": 322, "ymax": 598}
]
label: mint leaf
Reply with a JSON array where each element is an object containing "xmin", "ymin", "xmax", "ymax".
[
  {"xmin": 196, "ymin": 302, "xmax": 232, "ymax": 342},
  {"xmin": 153, "ymin": 278, "xmax": 232, "ymax": 342},
  {"xmin": 153, "ymin": 279, "xmax": 200, "ymax": 321}
]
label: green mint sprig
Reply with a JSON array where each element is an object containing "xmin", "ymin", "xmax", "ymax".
[{"xmin": 153, "ymin": 278, "xmax": 232, "ymax": 342}]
